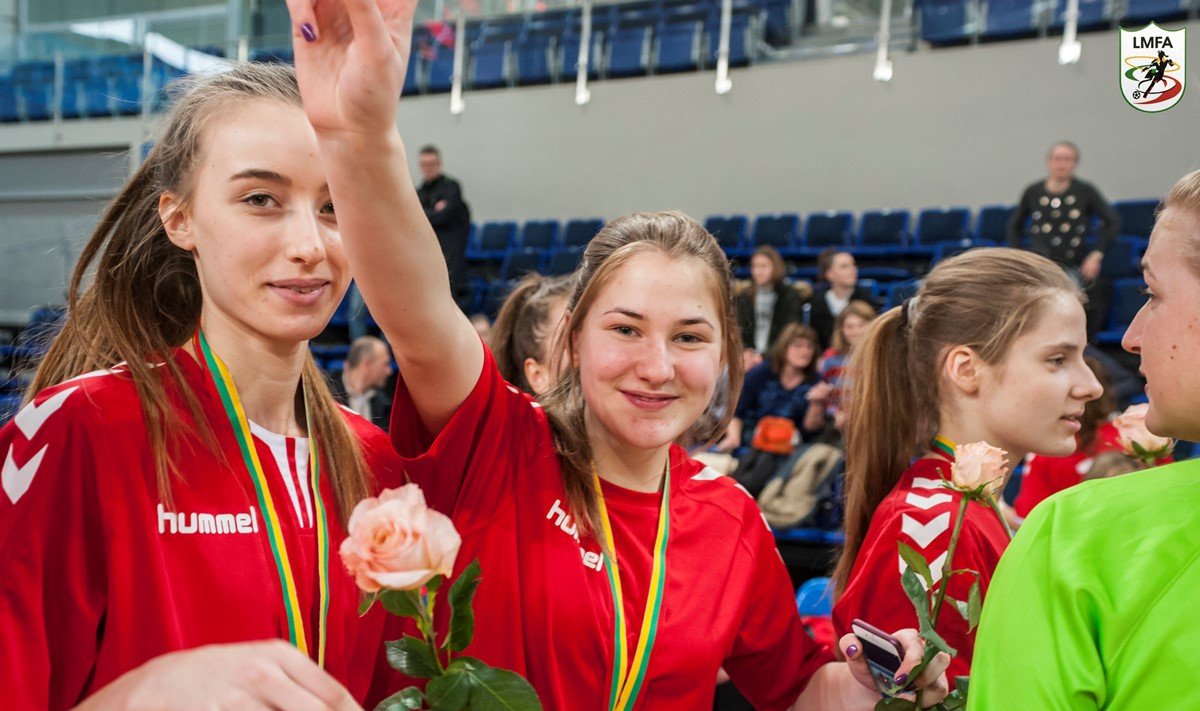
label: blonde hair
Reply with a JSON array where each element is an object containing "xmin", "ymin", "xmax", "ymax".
[
  {"xmin": 830, "ymin": 300, "xmax": 878, "ymax": 353},
  {"xmin": 541, "ymin": 211, "xmax": 743, "ymax": 538},
  {"xmin": 1162, "ymin": 170, "xmax": 1200, "ymax": 276},
  {"xmin": 833, "ymin": 247, "xmax": 1079, "ymax": 594},
  {"xmin": 31, "ymin": 63, "xmax": 370, "ymax": 523}
]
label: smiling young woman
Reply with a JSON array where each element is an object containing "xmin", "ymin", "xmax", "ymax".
[
  {"xmin": 275, "ymin": 0, "xmax": 953, "ymax": 707},
  {"xmin": 0, "ymin": 63, "xmax": 406, "ymax": 711}
]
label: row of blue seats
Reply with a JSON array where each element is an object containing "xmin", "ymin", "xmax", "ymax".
[
  {"xmin": 465, "ymin": 199, "xmax": 1159, "ymax": 262},
  {"xmin": 0, "ymin": 54, "xmax": 189, "ymax": 122},
  {"xmin": 918, "ymin": 0, "xmax": 1193, "ymax": 46}
]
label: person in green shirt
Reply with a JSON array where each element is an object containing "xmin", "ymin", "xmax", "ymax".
[{"xmin": 970, "ymin": 170, "xmax": 1200, "ymax": 709}]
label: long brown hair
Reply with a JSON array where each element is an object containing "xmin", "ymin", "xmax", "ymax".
[
  {"xmin": 540, "ymin": 211, "xmax": 743, "ymax": 538},
  {"xmin": 830, "ymin": 299, "xmax": 878, "ymax": 354},
  {"xmin": 1079, "ymin": 355, "xmax": 1116, "ymax": 452},
  {"xmin": 832, "ymin": 248, "xmax": 1079, "ymax": 594},
  {"xmin": 767, "ymin": 323, "xmax": 819, "ymax": 380},
  {"xmin": 491, "ymin": 273, "xmax": 571, "ymax": 394},
  {"xmin": 30, "ymin": 63, "xmax": 369, "ymax": 524}
]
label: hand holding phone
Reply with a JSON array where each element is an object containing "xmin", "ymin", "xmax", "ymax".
[{"xmin": 850, "ymin": 618, "xmax": 907, "ymax": 697}]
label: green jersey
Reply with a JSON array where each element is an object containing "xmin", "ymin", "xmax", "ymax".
[{"xmin": 969, "ymin": 459, "xmax": 1200, "ymax": 710}]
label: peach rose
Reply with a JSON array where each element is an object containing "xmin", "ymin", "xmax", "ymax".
[
  {"xmin": 950, "ymin": 442, "xmax": 1009, "ymax": 498},
  {"xmin": 339, "ymin": 484, "xmax": 461, "ymax": 593},
  {"xmin": 1113, "ymin": 404, "xmax": 1173, "ymax": 456}
]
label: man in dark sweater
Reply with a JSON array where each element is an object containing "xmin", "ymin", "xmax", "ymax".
[
  {"xmin": 1006, "ymin": 141, "xmax": 1121, "ymax": 338},
  {"xmin": 416, "ymin": 145, "xmax": 472, "ymax": 310}
]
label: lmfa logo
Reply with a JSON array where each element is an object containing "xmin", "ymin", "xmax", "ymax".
[{"xmin": 1121, "ymin": 23, "xmax": 1186, "ymax": 112}]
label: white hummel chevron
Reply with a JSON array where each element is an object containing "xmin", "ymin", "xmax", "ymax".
[
  {"xmin": 14, "ymin": 387, "xmax": 78, "ymax": 440},
  {"xmin": 902, "ymin": 512, "xmax": 950, "ymax": 548},
  {"xmin": 899, "ymin": 550, "xmax": 949, "ymax": 588},
  {"xmin": 905, "ymin": 491, "xmax": 954, "ymax": 510},
  {"xmin": 911, "ymin": 477, "xmax": 946, "ymax": 490},
  {"xmin": 691, "ymin": 466, "xmax": 723, "ymax": 482},
  {"xmin": 3, "ymin": 444, "xmax": 48, "ymax": 504}
]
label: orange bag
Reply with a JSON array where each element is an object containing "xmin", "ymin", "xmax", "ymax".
[{"xmin": 751, "ymin": 416, "xmax": 797, "ymax": 455}]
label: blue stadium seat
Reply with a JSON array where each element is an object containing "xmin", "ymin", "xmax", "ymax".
[
  {"xmin": 546, "ymin": 246, "xmax": 585, "ymax": 275},
  {"xmin": 975, "ymin": 204, "xmax": 1015, "ymax": 243},
  {"xmin": 802, "ymin": 211, "xmax": 854, "ymax": 250},
  {"xmin": 657, "ymin": 20, "xmax": 704, "ymax": 72},
  {"xmin": 80, "ymin": 75, "xmax": 113, "ymax": 117},
  {"xmin": 500, "ymin": 248, "xmax": 545, "ymax": 280},
  {"xmin": 562, "ymin": 218, "xmax": 605, "ymax": 248},
  {"xmin": 403, "ymin": 54, "xmax": 422, "ymax": 95},
  {"xmin": 885, "ymin": 278, "xmax": 923, "ymax": 309},
  {"xmin": 519, "ymin": 220, "xmax": 560, "ymax": 250},
  {"xmin": 0, "ymin": 393, "xmax": 22, "ymax": 427},
  {"xmin": 427, "ymin": 47, "xmax": 456, "ymax": 93},
  {"xmin": 1122, "ymin": 0, "xmax": 1187, "ymax": 23},
  {"xmin": 1100, "ymin": 236, "xmax": 1142, "ymax": 278},
  {"xmin": 515, "ymin": 33, "xmax": 557, "ymax": 85},
  {"xmin": 857, "ymin": 210, "xmax": 910, "ymax": 251},
  {"xmin": 0, "ymin": 79, "xmax": 18, "ymax": 122},
  {"xmin": 704, "ymin": 215, "xmax": 749, "ymax": 253},
  {"xmin": 985, "ymin": 0, "xmax": 1039, "ymax": 38},
  {"xmin": 918, "ymin": 0, "xmax": 975, "ymax": 44},
  {"xmin": 1113, "ymin": 199, "xmax": 1159, "ymax": 239},
  {"xmin": 751, "ymin": 213, "xmax": 800, "ymax": 251},
  {"xmin": 933, "ymin": 240, "xmax": 996, "ymax": 264},
  {"xmin": 13, "ymin": 61, "xmax": 55, "ymax": 121},
  {"xmin": 607, "ymin": 26, "xmax": 653, "ymax": 77},
  {"xmin": 112, "ymin": 67, "xmax": 145, "ymax": 115},
  {"xmin": 1051, "ymin": 0, "xmax": 1109, "ymax": 30},
  {"xmin": 484, "ymin": 279, "xmax": 517, "ymax": 318},
  {"xmin": 914, "ymin": 207, "xmax": 970, "ymax": 245},
  {"xmin": 858, "ymin": 267, "xmax": 915, "ymax": 281},
  {"xmin": 707, "ymin": 11, "xmax": 757, "ymax": 66},
  {"xmin": 470, "ymin": 40, "xmax": 510, "ymax": 89},
  {"xmin": 1097, "ymin": 277, "xmax": 1147, "ymax": 343},
  {"xmin": 250, "ymin": 47, "xmax": 294, "ymax": 63},
  {"xmin": 560, "ymin": 32, "xmax": 604, "ymax": 79},
  {"xmin": 795, "ymin": 576, "xmax": 833, "ymax": 616},
  {"xmin": 471, "ymin": 221, "xmax": 517, "ymax": 260},
  {"xmin": 759, "ymin": 0, "xmax": 794, "ymax": 46}
]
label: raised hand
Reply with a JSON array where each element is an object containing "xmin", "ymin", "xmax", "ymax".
[{"xmin": 284, "ymin": 0, "xmax": 419, "ymax": 136}]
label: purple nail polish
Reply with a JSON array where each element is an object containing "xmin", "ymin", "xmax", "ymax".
[
  {"xmin": 300, "ymin": 23, "xmax": 316, "ymax": 42},
  {"xmin": 845, "ymin": 644, "xmax": 858, "ymax": 658},
  {"xmin": 894, "ymin": 672, "xmax": 909, "ymax": 686}
]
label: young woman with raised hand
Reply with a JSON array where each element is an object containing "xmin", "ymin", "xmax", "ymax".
[
  {"xmin": 969, "ymin": 171, "xmax": 1200, "ymax": 710},
  {"xmin": 831, "ymin": 248, "xmax": 1103, "ymax": 687},
  {"xmin": 281, "ymin": 0, "xmax": 950, "ymax": 707},
  {"xmin": 0, "ymin": 63, "xmax": 406, "ymax": 710}
]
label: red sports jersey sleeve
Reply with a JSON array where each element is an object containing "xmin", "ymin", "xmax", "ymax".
[
  {"xmin": 723, "ymin": 503, "xmax": 835, "ymax": 709},
  {"xmin": 832, "ymin": 461, "xmax": 1009, "ymax": 686},
  {"xmin": 0, "ymin": 383, "xmax": 109, "ymax": 710},
  {"xmin": 388, "ymin": 344, "xmax": 544, "ymax": 529}
]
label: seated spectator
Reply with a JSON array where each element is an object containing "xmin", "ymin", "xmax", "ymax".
[
  {"xmin": 819, "ymin": 300, "xmax": 877, "ymax": 430},
  {"xmin": 490, "ymin": 273, "xmax": 571, "ymax": 396},
  {"xmin": 719, "ymin": 323, "xmax": 829, "ymax": 454},
  {"xmin": 327, "ymin": 335, "xmax": 394, "ymax": 430},
  {"xmin": 1012, "ymin": 356, "xmax": 1120, "ymax": 520},
  {"xmin": 808, "ymin": 249, "xmax": 880, "ymax": 350},
  {"xmin": 736, "ymin": 245, "xmax": 803, "ymax": 358}
]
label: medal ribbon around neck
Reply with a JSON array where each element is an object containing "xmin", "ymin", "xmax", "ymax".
[
  {"xmin": 931, "ymin": 434, "xmax": 957, "ymax": 461},
  {"xmin": 591, "ymin": 459, "xmax": 670, "ymax": 711},
  {"xmin": 193, "ymin": 330, "xmax": 330, "ymax": 667}
]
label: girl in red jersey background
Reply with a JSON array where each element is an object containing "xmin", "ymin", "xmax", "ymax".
[
  {"xmin": 831, "ymin": 248, "xmax": 1103, "ymax": 687},
  {"xmin": 280, "ymin": 0, "xmax": 951, "ymax": 707},
  {"xmin": 0, "ymin": 63, "xmax": 407, "ymax": 710}
]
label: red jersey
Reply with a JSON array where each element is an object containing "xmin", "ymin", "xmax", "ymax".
[
  {"xmin": 1013, "ymin": 422, "xmax": 1122, "ymax": 518},
  {"xmin": 390, "ymin": 348, "xmax": 833, "ymax": 710},
  {"xmin": 832, "ymin": 458, "xmax": 1010, "ymax": 686},
  {"xmin": 0, "ymin": 351, "xmax": 407, "ymax": 711}
]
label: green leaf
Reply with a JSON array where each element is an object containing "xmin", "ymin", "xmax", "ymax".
[
  {"xmin": 945, "ymin": 596, "xmax": 969, "ymax": 622},
  {"xmin": 359, "ymin": 591, "xmax": 380, "ymax": 616},
  {"xmin": 466, "ymin": 665, "xmax": 543, "ymax": 711},
  {"xmin": 426, "ymin": 575, "xmax": 445, "ymax": 593},
  {"xmin": 954, "ymin": 677, "xmax": 970, "ymax": 695},
  {"xmin": 381, "ymin": 589, "xmax": 425, "ymax": 620},
  {"xmin": 900, "ymin": 567, "xmax": 933, "ymax": 627},
  {"xmin": 426, "ymin": 670, "xmax": 472, "ymax": 711},
  {"xmin": 920, "ymin": 623, "xmax": 958, "ymax": 658},
  {"xmin": 386, "ymin": 635, "xmax": 442, "ymax": 679},
  {"xmin": 374, "ymin": 686, "xmax": 426, "ymax": 711},
  {"xmin": 444, "ymin": 559, "xmax": 483, "ymax": 652},
  {"xmin": 875, "ymin": 698, "xmax": 919, "ymax": 710},
  {"xmin": 967, "ymin": 580, "xmax": 983, "ymax": 632},
  {"xmin": 897, "ymin": 542, "xmax": 934, "ymax": 589}
]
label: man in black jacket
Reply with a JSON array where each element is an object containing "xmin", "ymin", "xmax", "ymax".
[
  {"xmin": 416, "ymin": 145, "xmax": 471, "ymax": 310},
  {"xmin": 807, "ymin": 249, "xmax": 878, "ymax": 351},
  {"xmin": 1007, "ymin": 141, "xmax": 1121, "ymax": 339},
  {"xmin": 327, "ymin": 336, "xmax": 394, "ymax": 430}
]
